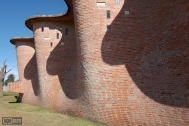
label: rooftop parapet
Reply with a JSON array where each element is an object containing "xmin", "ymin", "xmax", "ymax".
[
  {"xmin": 10, "ymin": 37, "xmax": 34, "ymax": 45},
  {"xmin": 25, "ymin": 0, "xmax": 73, "ymax": 31}
]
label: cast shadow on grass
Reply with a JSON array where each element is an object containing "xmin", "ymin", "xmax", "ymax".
[{"xmin": 9, "ymin": 94, "xmax": 23, "ymax": 103}]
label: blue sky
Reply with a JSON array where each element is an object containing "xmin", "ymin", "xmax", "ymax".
[{"xmin": 0, "ymin": 0, "xmax": 68, "ymax": 80}]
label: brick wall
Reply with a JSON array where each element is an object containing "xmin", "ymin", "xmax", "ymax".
[
  {"xmin": 73, "ymin": 0, "xmax": 189, "ymax": 125},
  {"xmin": 33, "ymin": 22, "xmax": 83, "ymax": 115},
  {"xmin": 10, "ymin": 0, "xmax": 189, "ymax": 125},
  {"xmin": 9, "ymin": 81, "xmax": 24, "ymax": 93},
  {"xmin": 10, "ymin": 40, "xmax": 40, "ymax": 106}
]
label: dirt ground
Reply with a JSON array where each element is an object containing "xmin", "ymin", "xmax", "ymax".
[{"xmin": 0, "ymin": 96, "xmax": 107, "ymax": 126}]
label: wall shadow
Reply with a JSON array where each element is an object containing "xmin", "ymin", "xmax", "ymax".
[
  {"xmin": 101, "ymin": 0, "xmax": 189, "ymax": 108},
  {"xmin": 9, "ymin": 93, "xmax": 24, "ymax": 103},
  {"xmin": 46, "ymin": 29, "xmax": 84, "ymax": 99},
  {"xmin": 24, "ymin": 52, "xmax": 40, "ymax": 96}
]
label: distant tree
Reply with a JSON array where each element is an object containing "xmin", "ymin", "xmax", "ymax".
[
  {"xmin": 7, "ymin": 74, "xmax": 15, "ymax": 82},
  {"xmin": 4, "ymin": 74, "xmax": 15, "ymax": 86},
  {"xmin": 0, "ymin": 60, "xmax": 11, "ymax": 97}
]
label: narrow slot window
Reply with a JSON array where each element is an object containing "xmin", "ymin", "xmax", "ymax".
[
  {"xmin": 116, "ymin": 0, "xmax": 120, "ymax": 6},
  {"xmin": 107, "ymin": 10, "xmax": 110, "ymax": 19},
  {"xmin": 50, "ymin": 42, "xmax": 53, "ymax": 48},
  {"xmin": 107, "ymin": 25, "xmax": 111, "ymax": 30},
  {"xmin": 42, "ymin": 27, "xmax": 44, "ymax": 32},
  {"xmin": 57, "ymin": 33, "xmax": 59, "ymax": 39},
  {"xmin": 65, "ymin": 28, "xmax": 68, "ymax": 35}
]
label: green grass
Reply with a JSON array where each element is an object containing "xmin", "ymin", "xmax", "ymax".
[
  {"xmin": 0, "ymin": 96, "xmax": 108, "ymax": 126},
  {"xmin": 24, "ymin": 105, "xmax": 57, "ymax": 113},
  {"xmin": 3, "ymin": 91, "xmax": 18, "ymax": 96}
]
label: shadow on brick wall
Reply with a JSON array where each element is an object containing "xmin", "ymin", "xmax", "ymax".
[
  {"xmin": 24, "ymin": 53, "xmax": 40, "ymax": 96},
  {"xmin": 101, "ymin": 0, "xmax": 189, "ymax": 108},
  {"xmin": 46, "ymin": 32, "xmax": 85, "ymax": 99}
]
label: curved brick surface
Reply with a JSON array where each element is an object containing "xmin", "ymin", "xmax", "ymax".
[
  {"xmin": 25, "ymin": 0, "xmax": 85, "ymax": 116},
  {"xmin": 10, "ymin": 38, "xmax": 40, "ymax": 105},
  {"xmin": 10, "ymin": 37, "xmax": 34, "ymax": 80},
  {"xmin": 74, "ymin": 0, "xmax": 189, "ymax": 125},
  {"xmin": 73, "ymin": 0, "xmax": 128, "ymax": 124},
  {"xmin": 10, "ymin": 0, "xmax": 189, "ymax": 126},
  {"xmin": 25, "ymin": 0, "xmax": 73, "ymax": 30},
  {"xmin": 33, "ymin": 21, "xmax": 82, "ymax": 115}
]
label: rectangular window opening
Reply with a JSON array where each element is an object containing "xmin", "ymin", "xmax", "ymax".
[
  {"xmin": 116, "ymin": 0, "xmax": 120, "ymax": 6},
  {"xmin": 124, "ymin": 10, "xmax": 130, "ymax": 15},
  {"xmin": 42, "ymin": 27, "xmax": 44, "ymax": 32},
  {"xmin": 45, "ymin": 37, "xmax": 50, "ymax": 40},
  {"xmin": 107, "ymin": 10, "xmax": 110, "ymax": 19},
  {"xmin": 65, "ymin": 28, "xmax": 68, "ymax": 35},
  {"xmin": 57, "ymin": 33, "xmax": 59, "ymax": 39},
  {"xmin": 61, "ymin": 42, "xmax": 64, "ymax": 46},
  {"xmin": 97, "ymin": 2, "xmax": 106, "ymax": 6},
  {"xmin": 107, "ymin": 25, "xmax": 111, "ymax": 30},
  {"xmin": 50, "ymin": 42, "xmax": 53, "ymax": 48}
]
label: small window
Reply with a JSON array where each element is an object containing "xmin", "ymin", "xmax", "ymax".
[
  {"xmin": 107, "ymin": 25, "xmax": 111, "ymax": 30},
  {"xmin": 57, "ymin": 33, "xmax": 59, "ymax": 39},
  {"xmin": 107, "ymin": 10, "xmax": 110, "ymax": 19},
  {"xmin": 61, "ymin": 42, "xmax": 64, "ymax": 46},
  {"xmin": 42, "ymin": 27, "xmax": 44, "ymax": 32},
  {"xmin": 50, "ymin": 42, "xmax": 53, "ymax": 48},
  {"xmin": 116, "ymin": 0, "xmax": 120, "ymax": 6},
  {"xmin": 65, "ymin": 28, "xmax": 68, "ymax": 35},
  {"xmin": 45, "ymin": 37, "xmax": 50, "ymax": 40},
  {"xmin": 97, "ymin": 2, "xmax": 106, "ymax": 6},
  {"xmin": 124, "ymin": 10, "xmax": 130, "ymax": 15}
]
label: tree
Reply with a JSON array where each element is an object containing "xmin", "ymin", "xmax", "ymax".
[
  {"xmin": 7, "ymin": 74, "xmax": 15, "ymax": 82},
  {"xmin": 4, "ymin": 74, "xmax": 15, "ymax": 86},
  {"xmin": 0, "ymin": 60, "xmax": 11, "ymax": 97}
]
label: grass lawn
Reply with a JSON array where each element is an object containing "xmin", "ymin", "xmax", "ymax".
[
  {"xmin": 0, "ymin": 96, "xmax": 108, "ymax": 126},
  {"xmin": 3, "ymin": 91, "xmax": 18, "ymax": 96}
]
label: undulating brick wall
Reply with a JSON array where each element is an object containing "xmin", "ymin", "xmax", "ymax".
[
  {"xmin": 73, "ymin": 0, "xmax": 189, "ymax": 125},
  {"xmin": 32, "ymin": 22, "xmax": 83, "ymax": 115},
  {"xmin": 10, "ymin": 39, "xmax": 40, "ymax": 106},
  {"xmin": 10, "ymin": 0, "xmax": 189, "ymax": 125}
]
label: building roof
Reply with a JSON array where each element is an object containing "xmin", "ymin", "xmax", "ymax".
[
  {"xmin": 25, "ymin": 0, "xmax": 74, "ymax": 31},
  {"xmin": 10, "ymin": 0, "xmax": 73, "ymax": 45},
  {"xmin": 10, "ymin": 37, "xmax": 34, "ymax": 45}
]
